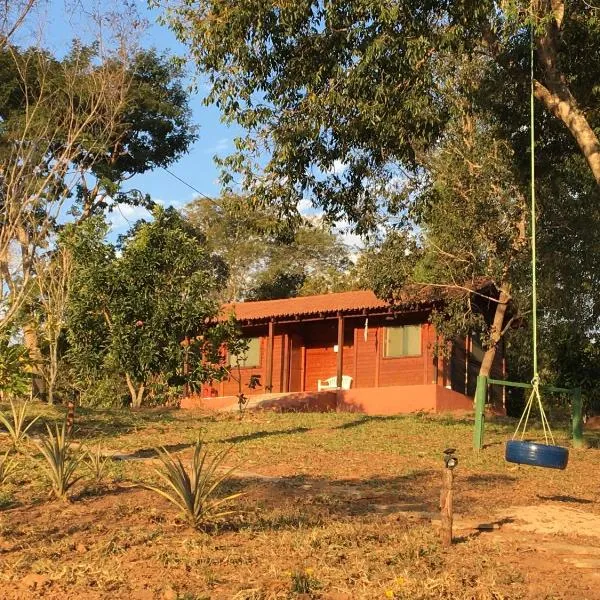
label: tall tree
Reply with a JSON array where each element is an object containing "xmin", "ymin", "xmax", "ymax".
[
  {"xmin": 160, "ymin": 0, "xmax": 600, "ymax": 389},
  {"xmin": 186, "ymin": 194, "xmax": 355, "ymax": 301},
  {"xmin": 360, "ymin": 114, "xmax": 529, "ymax": 377},
  {"xmin": 158, "ymin": 0, "xmax": 600, "ymax": 228},
  {"xmin": 65, "ymin": 208, "xmax": 235, "ymax": 408},
  {"xmin": 0, "ymin": 41, "xmax": 196, "ymax": 397}
]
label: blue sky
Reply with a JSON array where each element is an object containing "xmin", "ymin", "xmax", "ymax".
[
  {"xmin": 25, "ymin": 1, "xmax": 362, "ymax": 249},
  {"xmin": 33, "ymin": 0, "xmax": 243, "ymax": 232}
]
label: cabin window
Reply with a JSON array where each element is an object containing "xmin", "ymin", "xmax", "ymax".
[
  {"xmin": 384, "ymin": 325, "xmax": 421, "ymax": 357},
  {"xmin": 229, "ymin": 337, "xmax": 261, "ymax": 368}
]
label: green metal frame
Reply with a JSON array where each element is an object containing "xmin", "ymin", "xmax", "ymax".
[{"xmin": 473, "ymin": 375, "xmax": 584, "ymax": 451}]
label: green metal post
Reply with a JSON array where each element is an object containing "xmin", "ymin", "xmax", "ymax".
[
  {"xmin": 473, "ymin": 375, "xmax": 487, "ymax": 451},
  {"xmin": 571, "ymin": 387, "xmax": 584, "ymax": 448}
]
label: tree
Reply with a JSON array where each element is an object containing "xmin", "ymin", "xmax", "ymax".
[
  {"xmin": 33, "ymin": 244, "xmax": 72, "ymax": 405},
  {"xmin": 66, "ymin": 208, "xmax": 235, "ymax": 408},
  {"xmin": 161, "ymin": 0, "xmax": 600, "ymax": 389},
  {"xmin": 0, "ymin": 1, "xmax": 37, "ymax": 49},
  {"xmin": 158, "ymin": 0, "xmax": 600, "ymax": 229},
  {"xmin": 185, "ymin": 194, "xmax": 355, "ymax": 301},
  {"xmin": 0, "ymin": 39, "xmax": 197, "ymax": 398},
  {"xmin": 357, "ymin": 80, "xmax": 531, "ymax": 374}
]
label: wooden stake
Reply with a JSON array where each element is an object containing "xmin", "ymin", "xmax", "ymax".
[
  {"xmin": 440, "ymin": 467, "xmax": 454, "ymax": 547},
  {"xmin": 66, "ymin": 400, "xmax": 75, "ymax": 436}
]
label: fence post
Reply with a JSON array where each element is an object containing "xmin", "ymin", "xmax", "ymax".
[
  {"xmin": 473, "ymin": 375, "xmax": 487, "ymax": 451},
  {"xmin": 571, "ymin": 387, "xmax": 584, "ymax": 448}
]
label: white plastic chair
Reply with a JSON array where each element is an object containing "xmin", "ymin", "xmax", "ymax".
[{"xmin": 318, "ymin": 375, "xmax": 352, "ymax": 391}]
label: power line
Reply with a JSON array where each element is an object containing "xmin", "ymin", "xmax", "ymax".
[{"xmin": 161, "ymin": 166, "xmax": 220, "ymax": 206}]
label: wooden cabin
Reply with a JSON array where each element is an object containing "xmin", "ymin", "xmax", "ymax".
[{"xmin": 183, "ymin": 289, "xmax": 505, "ymax": 414}]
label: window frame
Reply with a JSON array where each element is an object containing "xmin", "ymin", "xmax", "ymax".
[
  {"xmin": 228, "ymin": 336, "xmax": 262, "ymax": 369},
  {"xmin": 382, "ymin": 324, "xmax": 423, "ymax": 359}
]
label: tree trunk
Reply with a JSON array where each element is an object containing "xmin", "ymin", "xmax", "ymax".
[
  {"xmin": 479, "ymin": 285, "xmax": 511, "ymax": 378},
  {"xmin": 534, "ymin": 1, "xmax": 600, "ymax": 186},
  {"xmin": 125, "ymin": 373, "xmax": 145, "ymax": 408},
  {"xmin": 534, "ymin": 81, "xmax": 600, "ymax": 186},
  {"xmin": 47, "ymin": 339, "xmax": 58, "ymax": 405},
  {"xmin": 22, "ymin": 321, "xmax": 46, "ymax": 400}
]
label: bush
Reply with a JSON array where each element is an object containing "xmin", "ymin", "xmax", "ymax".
[
  {"xmin": 0, "ymin": 340, "xmax": 32, "ymax": 399},
  {"xmin": 76, "ymin": 374, "xmax": 129, "ymax": 409}
]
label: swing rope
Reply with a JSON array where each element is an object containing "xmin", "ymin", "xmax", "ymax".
[{"xmin": 511, "ymin": 10, "xmax": 555, "ymax": 446}]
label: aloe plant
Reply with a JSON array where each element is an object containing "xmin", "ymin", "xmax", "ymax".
[
  {"xmin": 0, "ymin": 399, "xmax": 41, "ymax": 448},
  {"xmin": 0, "ymin": 450, "xmax": 18, "ymax": 484},
  {"xmin": 38, "ymin": 423, "xmax": 83, "ymax": 500},
  {"xmin": 146, "ymin": 439, "xmax": 242, "ymax": 529}
]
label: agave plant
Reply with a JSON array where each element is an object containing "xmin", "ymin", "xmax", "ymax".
[
  {"xmin": 84, "ymin": 444, "xmax": 109, "ymax": 483},
  {"xmin": 146, "ymin": 439, "xmax": 242, "ymax": 529},
  {"xmin": 37, "ymin": 423, "xmax": 83, "ymax": 500},
  {"xmin": 0, "ymin": 399, "xmax": 41, "ymax": 449},
  {"xmin": 0, "ymin": 450, "xmax": 18, "ymax": 484}
]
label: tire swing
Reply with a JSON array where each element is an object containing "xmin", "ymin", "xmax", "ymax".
[
  {"xmin": 504, "ymin": 14, "xmax": 568, "ymax": 470},
  {"xmin": 505, "ymin": 378, "xmax": 569, "ymax": 469}
]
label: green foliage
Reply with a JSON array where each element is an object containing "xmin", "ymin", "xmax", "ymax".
[
  {"xmin": 84, "ymin": 444, "xmax": 109, "ymax": 483},
  {"xmin": 186, "ymin": 194, "xmax": 355, "ymax": 301},
  {"xmin": 65, "ymin": 208, "xmax": 236, "ymax": 407},
  {"xmin": 0, "ymin": 399, "xmax": 41, "ymax": 449},
  {"xmin": 37, "ymin": 422, "xmax": 83, "ymax": 501},
  {"xmin": 160, "ymin": 0, "xmax": 600, "ymax": 233},
  {"xmin": 0, "ymin": 340, "xmax": 31, "ymax": 399},
  {"xmin": 76, "ymin": 374, "xmax": 129, "ymax": 409},
  {"xmin": 146, "ymin": 439, "xmax": 242, "ymax": 529},
  {"xmin": 0, "ymin": 450, "xmax": 18, "ymax": 484},
  {"xmin": 290, "ymin": 568, "xmax": 322, "ymax": 595},
  {"xmin": 88, "ymin": 49, "xmax": 197, "ymax": 195}
]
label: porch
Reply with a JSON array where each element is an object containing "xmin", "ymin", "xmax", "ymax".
[
  {"xmin": 191, "ymin": 291, "xmax": 485, "ymax": 415},
  {"xmin": 182, "ymin": 384, "xmax": 474, "ymax": 414}
]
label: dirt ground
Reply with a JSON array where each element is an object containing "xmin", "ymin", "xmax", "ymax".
[{"xmin": 0, "ymin": 406, "xmax": 599, "ymax": 599}]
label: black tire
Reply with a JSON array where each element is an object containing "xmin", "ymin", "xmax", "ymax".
[{"xmin": 505, "ymin": 440, "xmax": 569, "ymax": 470}]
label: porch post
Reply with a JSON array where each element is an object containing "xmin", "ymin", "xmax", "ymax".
[
  {"xmin": 336, "ymin": 314, "xmax": 344, "ymax": 388},
  {"xmin": 266, "ymin": 320, "xmax": 274, "ymax": 392}
]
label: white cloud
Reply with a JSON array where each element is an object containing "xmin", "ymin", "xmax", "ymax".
[
  {"xmin": 297, "ymin": 198, "xmax": 314, "ymax": 215},
  {"xmin": 107, "ymin": 204, "xmax": 152, "ymax": 232}
]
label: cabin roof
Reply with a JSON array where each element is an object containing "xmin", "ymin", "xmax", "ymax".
[{"xmin": 220, "ymin": 286, "xmax": 463, "ymax": 323}]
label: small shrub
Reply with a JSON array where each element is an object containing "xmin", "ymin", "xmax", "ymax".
[
  {"xmin": 84, "ymin": 444, "xmax": 109, "ymax": 483},
  {"xmin": 0, "ymin": 450, "xmax": 18, "ymax": 484},
  {"xmin": 0, "ymin": 340, "xmax": 32, "ymax": 398},
  {"xmin": 37, "ymin": 423, "xmax": 83, "ymax": 500},
  {"xmin": 0, "ymin": 490, "xmax": 14, "ymax": 509},
  {"xmin": 290, "ymin": 568, "xmax": 321, "ymax": 595},
  {"xmin": 146, "ymin": 438, "xmax": 242, "ymax": 529},
  {"xmin": 0, "ymin": 399, "xmax": 41, "ymax": 448}
]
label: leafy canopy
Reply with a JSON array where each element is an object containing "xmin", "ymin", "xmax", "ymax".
[{"xmin": 65, "ymin": 207, "xmax": 235, "ymax": 407}]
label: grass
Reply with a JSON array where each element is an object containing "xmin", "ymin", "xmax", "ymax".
[{"xmin": 0, "ymin": 402, "xmax": 598, "ymax": 598}]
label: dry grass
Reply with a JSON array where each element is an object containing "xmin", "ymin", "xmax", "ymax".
[{"xmin": 0, "ymin": 403, "xmax": 599, "ymax": 599}]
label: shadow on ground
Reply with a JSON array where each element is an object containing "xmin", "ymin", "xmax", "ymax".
[{"xmin": 223, "ymin": 427, "xmax": 311, "ymax": 444}]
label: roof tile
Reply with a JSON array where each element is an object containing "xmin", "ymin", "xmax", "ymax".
[{"xmin": 222, "ymin": 290, "xmax": 399, "ymax": 322}]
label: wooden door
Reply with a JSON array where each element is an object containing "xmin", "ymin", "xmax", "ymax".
[{"xmin": 288, "ymin": 334, "xmax": 304, "ymax": 392}]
